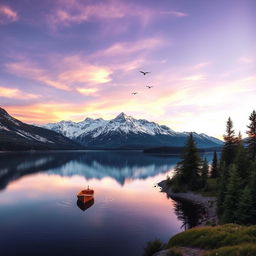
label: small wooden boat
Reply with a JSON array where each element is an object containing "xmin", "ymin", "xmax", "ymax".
[
  {"xmin": 77, "ymin": 186, "xmax": 94, "ymax": 203},
  {"xmin": 77, "ymin": 198, "xmax": 94, "ymax": 211}
]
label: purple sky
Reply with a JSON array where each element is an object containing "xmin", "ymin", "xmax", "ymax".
[{"xmin": 0, "ymin": 0, "xmax": 255, "ymax": 138}]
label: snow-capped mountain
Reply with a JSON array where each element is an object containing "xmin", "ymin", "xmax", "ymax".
[
  {"xmin": 43, "ymin": 112, "xmax": 223, "ymax": 149},
  {"xmin": 44, "ymin": 118, "xmax": 107, "ymax": 139},
  {"xmin": 0, "ymin": 107, "xmax": 82, "ymax": 150}
]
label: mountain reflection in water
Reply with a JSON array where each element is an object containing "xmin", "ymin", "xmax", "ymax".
[
  {"xmin": 0, "ymin": 151, "xmax": 180, "ymax": 190},
  {"xmin": 0, "ymin": 150, "xmax": 214, "ymax": 256}
]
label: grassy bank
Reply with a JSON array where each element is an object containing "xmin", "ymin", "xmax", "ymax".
[{"xmin": 148, "ymin": 224, "xmax": 256, "ymax": 256}]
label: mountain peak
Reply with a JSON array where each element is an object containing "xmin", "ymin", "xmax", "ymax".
[
  {"xmin": 0, "ymin": 107, "xmax": 9, "ymax": 116},
  {"xmin": 113, "ymin": 112, "xmax": 131, "ymax": 122}
]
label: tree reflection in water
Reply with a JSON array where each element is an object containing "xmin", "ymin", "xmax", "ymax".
[{"xmin": 171, "ymin": 196, "xmax": 206, "ymax": 230}]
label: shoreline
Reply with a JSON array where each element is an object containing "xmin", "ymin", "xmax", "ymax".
[{"xmin": 158, "ymin": 180, "xmax": 218, "ymax": 227}]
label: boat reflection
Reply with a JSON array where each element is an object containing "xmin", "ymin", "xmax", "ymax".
[{"xmin": 77, "ymin": 198, "xmax": 94, "ymax": 211}]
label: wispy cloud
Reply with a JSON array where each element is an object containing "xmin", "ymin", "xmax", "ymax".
[
  {"xmin": 181, "ymin": 74, "xmax": 206, "ymax": 81},
  {"xmin": 0, "ymin": 86, "xmax": 39, "ymax": 99},
  {"xmin": 0, "ymin": 4, "xmax": 18, "ymax": 24},
  {"xmin": 93, "ymin": 37, "xmax": 166, "ymax": 58},
  {"xmin": 5, "ymin": 60, "xmax": 70, "ymax": 90},
  {"xmin": 47, "ymin": 0, "xmax": 187, "ymax": 30},
  {"xmin": 159, "ymin": 10, "xmax": 188, "ymax": 17},
  {"xmin": 239, "ymin": 57, "xmax": 254, "ymax": 64},
  {"xmin": 5, "ymin": 57, "xmax": 112, "ymax": 93},
  {"xmin": 192, "ymin": 62, "xmax": 211, "ymax": 70}
]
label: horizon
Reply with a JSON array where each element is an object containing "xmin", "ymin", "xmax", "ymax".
[
  {"xmin": 0, "ymin": 0, "xmax": 255, "ymax": 139},
  {"xmin": 2, "ymin": 105, "xmax": 250, "ymax": 140}
]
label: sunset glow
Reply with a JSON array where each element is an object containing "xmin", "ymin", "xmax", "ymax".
[{"xmin": 0, "ymin": 0, "xmax": 255, "ymax": 138}]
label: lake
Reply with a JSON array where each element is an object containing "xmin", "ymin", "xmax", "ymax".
[{"xmin": 0, "ymin": 151, "xmax": 212, "ymax": 256}]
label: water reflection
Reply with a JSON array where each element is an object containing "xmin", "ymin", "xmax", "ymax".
[
  {"xmin": 77, "ymin": 198, "xmax": 95, "ymax": 211},
  {"xmin": 0, "ymin": 151, "xmax": 215, "ymax": 256},
  {"xmin": 0, "ymin": 151, "xmax": 180, "ymax": 190},
  {"xmin": 173, "ymin": 199, "xmax": 206, "ymax": 230}
]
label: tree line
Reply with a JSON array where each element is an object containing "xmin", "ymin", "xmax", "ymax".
[{"xmin": 169, "ymin": 110, "xmax": 256, "ymax": 225}]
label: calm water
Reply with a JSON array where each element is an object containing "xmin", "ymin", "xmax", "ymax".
[{"xmin": 0, "ymin": 151, "xmax": 211, "ymax": 256}]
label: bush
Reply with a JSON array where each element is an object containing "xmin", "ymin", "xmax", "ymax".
[{"xmin": 143, "ymin": 239, "xmax": 165, "ymax": 256}]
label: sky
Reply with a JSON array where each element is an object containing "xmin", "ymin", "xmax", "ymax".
[{"xmin": 0, "ymin": 0, "xmax": 255, "ymax": 138}]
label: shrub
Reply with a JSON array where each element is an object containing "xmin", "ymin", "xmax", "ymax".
[{"xmin": 143, "ymin": 239, "xmax": 165, "ymax": 256}]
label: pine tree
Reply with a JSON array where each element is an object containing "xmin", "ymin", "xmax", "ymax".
[
  {"xmin": 222, "ymin": 164, "xmax": 240, "ymax": 223},
  {"xmin": 201, "ymin": 158, "xmax": 209, "ymax": 189},
  {"xmin": 249, "ymin": 163, "xmax": 256, "ymax": 223},
  {"xmin": 237, "ymin": 186, "xmax": 253, "ymax": 225},
  {"xmin": 234, "ymin": 141, "xmax": 250, "ymax": 187},
  {"xmin": 221, "ymin": 117, "xmax": 236, "ymax": 166},
  {"xmin": 246, "ymin": 110, "xmax": 256, "ymax": 161},
  {"xmin": 210, "ymin": 151, "xmax": 219, "ymax": 178},
  {"xmin": 217, "ymin": 162, "xmax": 228, "ymax": 216},
  {"xmin": 173, "ymin": 133, "xmax": 202, "ymax": 190}
]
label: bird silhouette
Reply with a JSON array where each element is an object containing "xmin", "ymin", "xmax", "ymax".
[
  {"xmin": 139, "ymin": 71, "xmax": 150, "ymax": 75},
  {"xmin": 132, "ymin": 92, "xmax": 138, "ymax": 95},
  {"xmin": 146, "ymin": 86, "xmax": 153, "ymax": 89}
]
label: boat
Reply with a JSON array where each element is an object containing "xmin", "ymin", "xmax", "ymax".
[
  {"xmin": 77, "ymin": 198, "xmax": 94, "ymax": 211},
  {"xmin": 77, "ymin": 186, "xmax": 94, "ymax": 203}
]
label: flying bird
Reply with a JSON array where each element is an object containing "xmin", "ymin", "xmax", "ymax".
[
  {"xmin": 139, "ymin": 71, "xmax": 150, "ymax": 76},
  {"xmin": 146, "ymin": 86, "xmax": 153, "ymax": 89},
  {"xmin": 132, "ymin": 92, "xmax": 138, "ymax": 95}
]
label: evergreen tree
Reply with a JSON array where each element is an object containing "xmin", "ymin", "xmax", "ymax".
[
  {"xmin": 237, "ymin": 186, "xmax": 253, "ymax": 225},
  {"xmin": 246, "ymin": 110, "xmax": 256, "ymax": 161},
  {"xmin": 234, "ymin": 141, "xmax": 250, "ymax": 187},
  {"xmin": 201, "ymin": 158, "xmax": 209, "ymax": 189},
  {"xmin": 221, "ymin": 117, "xmax": 236, "ymax": 166},
  {"xmin": 173, "ymin": 133, "xmax": 202, "ymax": 190},
  {"xmin": 222, "ymin": 164, "xmax": 240, "ymax": 223},
  {"xmin": 249, "ymin": 163, "xmax": 256, "ymax": 223},
  {"xmin": 217, "ymin": 162, "xmax": 228, "ymax": 216},
  {"xmin": 210, "ymin": 151, "xmax": 219, "ymax": 178}
]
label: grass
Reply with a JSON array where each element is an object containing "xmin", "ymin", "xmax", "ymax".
[
  {"xmin": 166, "ymin": 224, "xmax": 256, "ymax": 256},
  {"xmin": 204, "ymin": 244, "xmax": 256, "ymax": 256},
  {"xmin": 168, "ymin": 224, "xmax": 256, "ymax": 249}
]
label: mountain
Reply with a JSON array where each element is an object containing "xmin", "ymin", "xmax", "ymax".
[
  {"xmin": 0, "ymin": 107, "xmax": 82, "ymax": 150},
  {"xmin": 43, "ymin": 112, "xmax": 223, "ymax": 149}
]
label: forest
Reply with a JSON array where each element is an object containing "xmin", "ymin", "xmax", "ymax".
[{"xmin": 169, "ymin": 110, "xmax": 256, "ymax": 224}]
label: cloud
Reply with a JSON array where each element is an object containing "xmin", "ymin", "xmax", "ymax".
[
  {"xmin": 239, "ymin": 57, "xmax": 254, "ymax": 64},
  {"xmin": 48, "ymin": 0, "xmax": 149, "ymax": 28},
  {"xmin": 5, "ymin": 56, "xmax": 112, "ymax": 93},
  {"xmin": 76, "ymin": 87, "xmax": 99, "ymax": 96},
  {"xmin": 0, "ymin": 86, "xmax": 39, "ymax": 99},
  {"xmin": 5, "ymin": 60, "xmax": 70, "ymax": 90},
  {"xmin": 192, "ymin": 62, "xmax": 211, "ymax": 70},
  {"xmin": 159, "ymin": 11, "xmax": 188, "ymax": 17},
  {"xmin": 58, "ymin": 55, "xmax": 112, "ymax": 84},
  {"xmin": 0, "ymin": 4, "xmax": 18, "ymax": 24},
  {"xmin": 47, "ymin": 0, "xmax": 187, "ymax": 29},
  {"xmin": 181, "ymin": 75, "xmax": 206, "ymax": 81},
  {"xmin": 93, "ymin": 37, "xmax": 166, "ymax": 58}
]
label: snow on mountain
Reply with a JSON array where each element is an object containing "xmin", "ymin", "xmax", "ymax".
[
  {"xmin": 43, "ymin": 118, "xmax": 107, "ymax": 139},
  {"xmin": 0, "ymin": 107, "xmax": 82, "ymax": 150},
  {"xmin": 42, "ymin": 112, "xmax": 223, "ymax": 148},
  {"xmin": 43, "ymin": 112, "xmax": 177, "ymax": 139}
]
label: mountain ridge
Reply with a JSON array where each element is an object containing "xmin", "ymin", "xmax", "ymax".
[
  {"xmin": 0, "ymin": 107, "xmax": 82, "ymax": 150},
  {"xmin": 42, "ymin": 112, "xmax": 223, "ymax": 149}
]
